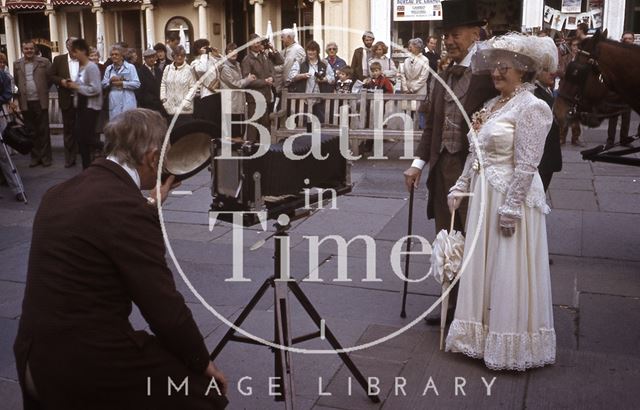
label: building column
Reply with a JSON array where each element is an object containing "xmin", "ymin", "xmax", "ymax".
[
  {"xmin": 313, "ymin": 0, "xmax": 323, "ymax": 52},
  {"xmin": 603, "ymin": 0, "xmax": 625, "ymax": 41},
  {"xmin": 142, "ymin": 1, "xmax": 156, "ymax": 48},
  {"xmin": 194, "ymin": 0, "xmax": 208, "ymax": 39},
  {"xmin": 45, "ymin": 5, "xmax": 61, "ymax": 56},
  {"xmin": 92, "ymin": 3, "xmax": 106, "ymax": 62},
  {"xmin": 521, "ymin": 0, "xmax": 543, "ymax": 31},
  {"xmin": 1, "ymin": 10, "xmax": 17, "ymax": 71},
  {"xmin": 370, "ymin": 0, "xmax": 390, "ymax": 52},
  {"xmin": 250, "ymin": 0, "xmax": 264, "ymax": 36}
]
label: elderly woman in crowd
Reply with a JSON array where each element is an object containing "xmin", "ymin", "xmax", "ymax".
[
  {"xmin": 67, "ymin": 39, "xmax": 102, "ymax": 169},
  {"xmin": 289, "ymin": 40, "xmax": 335, "ymax": 123},
  {"xmin": 369, "ymin": 41, "xmax": 397, "ymax": 82},
  {"xmin": 161, "ymin": 45, "xmax": 197, "ymax": 122},
  {"xmin": 102, "ymin": 44, "xmax": 140, "ymax": 120},
  {"xmin": 324, "ymin": 42, "xmax": 347, "ymax": 73},
  {"xmin": 400, "ymin": 38, "xmax": 429, "ymax": 95},
  {"xmin": 219, "ymin": 43, "xmax": 256, "ymax": 139},
  {"xmin": 445, "ymin": 33, "xmax": 559, "ymax": 371}
]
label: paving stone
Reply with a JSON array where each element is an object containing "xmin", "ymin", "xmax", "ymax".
[
  {"xmin": 593, "ymin": 175, "xmax": 640, "ymax": 194},
  {"xmin": 384, "ymin": 331, "xmax": 527, "ymax": 409},
  {"xmin": 0, "ymin": 226, "xmax": 31, "ymax": 253},
  {"xmin": 581, "ymin": 211, "xmax": 640, "ymax": 261},
  {"xmin": 293, "ymin": 206, "xmax": 396, "ymax": 239},
  {"xmin": 548, "ymin": 189, "xmax": 598, "ymax": 211},
  {"xmin": 375, "ymin": 198, "xmax": 435, "ymax": 243},
  {"xmin": 0, "ymin": 379, "xmax": 22, "ymax": 410},
  {"xmin": 579, "ymin": 293, "xmax": 640, "ymax": 357},
  {"xmin": 548, "ymin": 257, "xmax": 579, "ymax": 308},
  {"xmin": 0, "ymin": 318, "xmax": 19, "ymax": 380},
  {"xmin": 597, "ymin": 192, "xmax": 640, "ymax": 214},
  {"xmin": 576, "ymin": 259, "xmax": 640, "ymax": 298},
  {"xmin": 317, "ymin": 354, "xmax": 403, "ymax": 409},
  {"xmin": 555, "ymin": 162, "xmax": 592, "ymax": 179},
  {"xmin": 546, "ymin": 209, "xmax": 582, "ymax": 257},
  {"xmin": 525, "ymin": 348, "xmax": 640, "ymax": 409},
  {"xmin": 161, "ymin": 209, "xmax": 209, "ymax": 225},
  {"xmin": 547, "ymin": 177, "xmax": 593, "ymax": 191},
  {"xmin": 0, "ymin": 209, "xmax": 35, "ymax": 227},
  {"xmin": 554, "ymin": 306, "xmax": 578, "ymax": 351},
  {"xmin": 591, "ymin": 162, "xmax": 640, "ymax": 177},
  {"xmin": 0, "ymin": 282, "xmax": 24, "ymax": 319},
  {"xmin": 0, "ymin": 243, "xmax": 30, "ymax": 282}
]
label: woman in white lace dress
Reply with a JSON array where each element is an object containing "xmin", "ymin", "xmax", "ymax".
[{"xmin": 445, "ymin": 33, "xmax": 559, "ymax": 371}]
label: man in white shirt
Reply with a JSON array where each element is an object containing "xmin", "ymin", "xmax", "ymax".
[
  {"xmin": 49, "ymin": 37, "xmax": 79, "ymax": 167},
  {"xmin": 274, "ymin": 28, "xmax": 305, "ymax": 92}
]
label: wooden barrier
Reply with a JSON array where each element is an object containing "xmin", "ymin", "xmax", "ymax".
[{"xmin": 273, "ymin": 90, "xmax": 426, "ymax": 155}]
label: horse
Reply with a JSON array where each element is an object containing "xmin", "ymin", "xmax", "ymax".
[{"xmin": 553, "ymin": 29, "xmax": 640, "ymax": 131}]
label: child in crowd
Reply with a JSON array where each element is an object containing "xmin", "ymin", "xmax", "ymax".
[
  {"xmin": 364, "ymin": 62, "xmax": 394, "ymax": 93},
  {"xmin": 335, "ymin": 65, "xmax": 354, "ymax": 93}
]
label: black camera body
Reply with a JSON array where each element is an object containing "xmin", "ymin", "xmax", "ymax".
[{"xmin": 314, "ymin": 69, "xmax": 326, "ymax": 80}]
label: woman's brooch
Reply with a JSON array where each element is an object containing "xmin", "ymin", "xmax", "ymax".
[{"xmin": 471, "ymin": 108, "xmax": 488, "ymax": 132}]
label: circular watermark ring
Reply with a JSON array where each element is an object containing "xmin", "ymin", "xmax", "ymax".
[{"xmin": 155, "ymin": 25, "xmax": 487, "ymax": 354}]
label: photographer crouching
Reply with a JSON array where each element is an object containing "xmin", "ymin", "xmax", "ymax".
[{"xmin": 14, "ymin": 109, "xmax": 228, "ymax": 409}]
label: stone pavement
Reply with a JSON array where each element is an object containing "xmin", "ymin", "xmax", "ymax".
[{"xmin": 1, "ymin": 114, "xmax": 639, "ymax": 409}]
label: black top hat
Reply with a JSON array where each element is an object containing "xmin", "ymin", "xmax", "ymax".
[{"xmin": 441, "ymin": 0, "xmax": 485, "ymax": 29}]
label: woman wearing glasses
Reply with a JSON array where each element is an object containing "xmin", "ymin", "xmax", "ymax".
[
  {"xmin": 445, "ymin": 33, "xmax": 559, "ymax": 371},
  {"xmin": 323, "ymin": 42, "xmax": 347, "ymax": 73}
]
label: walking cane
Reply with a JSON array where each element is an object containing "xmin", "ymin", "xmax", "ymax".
[{"xmin": 400, "ymin": 185, "xmax": 414, "ymax": 318}]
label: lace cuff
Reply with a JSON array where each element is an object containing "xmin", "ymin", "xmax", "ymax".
[{"xmin": 498, "ymin": 168, "xmax": 535, "ymax": 219}]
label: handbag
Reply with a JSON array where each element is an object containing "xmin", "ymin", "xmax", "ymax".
[{"xmin": 2, "ymin": 109, "xmax": 35, "ymax": 155}]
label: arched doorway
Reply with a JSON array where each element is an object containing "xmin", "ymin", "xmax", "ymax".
[{"xmin": 165, "ymin": 16, "xmax": 194, "ymax": 54}]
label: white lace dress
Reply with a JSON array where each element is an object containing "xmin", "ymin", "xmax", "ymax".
[{"xmin": 445, "ymin": 87, "xmax": 557, "ymax": 371}]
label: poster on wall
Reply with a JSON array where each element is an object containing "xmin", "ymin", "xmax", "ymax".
[
  {"xmin": 591, "ymin": 9, "xmax": 603, "ymax": 28},
  {"xmin": 578, "ymin": 12, "xmax": 591, "ymax": 27},
  {"xmin": 550, "ymin": 11, "xmax": 566, "ymax": 31},
  {"xmin": 565, "ymin": 15, "xmax": 578, "ymax": 30},
  {"xmin": 393, "ymin": 0, "xmax": 443, "ymax": 21},
  {"xmin": 561, "ymin": 0, "xmax": 582, "ymax": 14},
  {"xmin": 543, "ymin": 6, "xmax": 554, "ymax": 23}
]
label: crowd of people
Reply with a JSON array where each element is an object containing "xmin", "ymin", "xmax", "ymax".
[{"xmin": 3, "ymin": 0, "xmax": 639, "ymax": 407}]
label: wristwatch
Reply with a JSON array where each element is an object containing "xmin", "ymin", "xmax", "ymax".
[{"xmin": 146, "ymin": 196, "xmax": 157, "ymax": 206}]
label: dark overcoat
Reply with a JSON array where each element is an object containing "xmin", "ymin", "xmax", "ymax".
[
  {"xmin": 14, "ymin": 159, "xmax": 227, "ymax": 410},
  {"xmin": 415, "ymin": 68, "xmax": 498, "ymax": 219}
]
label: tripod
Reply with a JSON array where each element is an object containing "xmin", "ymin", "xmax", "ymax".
[
  {"xmin": 0, "ymin": 134, "xmax": 27, "ymax": 204},
  {"xmin": 210, "ymin": 214, "xmax": 380, "ymax": 409}
]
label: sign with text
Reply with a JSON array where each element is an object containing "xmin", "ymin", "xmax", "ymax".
[{"xmin": 393, "ymin": 0, "xmax": 443, "ymax": 21}]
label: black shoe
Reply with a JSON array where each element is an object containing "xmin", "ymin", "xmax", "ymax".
[
  {"xmin": 15, "ymin": 193, "xmax": 26, "ymax": 203},
  {"xmin": 64, "ymin": 161, "xmax": 76, "ymax": 168},
  {"xmin": 424, "ymin": 307, "xmax": 456, "ymax": 326},
  {"xmin": 620, "ymin": 137, "xmax": 634, "ymax": 146},
  {"xmin": 41, "ymin": 161, "xmax": 52, "ymax": 167},
  {"xmin": 29, "ymin": 160, "xmax": 41, "ymax": 168}
]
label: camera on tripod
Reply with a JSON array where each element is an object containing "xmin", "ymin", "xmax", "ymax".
[{"xmin": 161, "ymin": 120, "xmax": 352, "ymax": 226}]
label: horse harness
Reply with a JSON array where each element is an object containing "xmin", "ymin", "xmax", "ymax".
[{"xmin": 559, "ymin": 48, "xmax": 629, "ymax": 122}]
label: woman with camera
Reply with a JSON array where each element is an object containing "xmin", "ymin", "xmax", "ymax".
[
  {"xmin": 288, "ymin": 40, "xmax": 335, "ymax": 124},
  {"xmin": 191, "ymin": 38, "xmax": 222, "ymax": 126}
]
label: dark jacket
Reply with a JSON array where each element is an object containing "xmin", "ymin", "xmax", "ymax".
[
  {"xmin": 135, "ymin": 64, "xmax": 166, "ymax": 115},
  {"xmin": 241, "ymin": 49, "xmax": 284, "ymax": 104},
  {"xmin": 350, "ymin": 47, "xmax": 369, "ymax": 81},
  {"xmin": 49, "ymin": 53, "xmax": 74, "ymax": 110},
  {"xmin": 288, "ymin": 59, "xmax": 334, "ymax": 93},
  {"xmin": 415, "ymin": 67, "xmax": 498, "ymax": 218},
  {"xmin": 14, "ymin": 159, "xmax": 227, "ymax": 409},
  {"xmin": 535, "ymin": 83, "xmax": 563, "ymax": 175}
]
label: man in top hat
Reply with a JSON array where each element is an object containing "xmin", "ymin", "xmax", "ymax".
[
  {"xmin": 350, "ymin": 31, "xmax": 376, "ymax": 81},
  {"xmin": 403, "ymin": 0, "xmax": 498, "ymax": 324}
]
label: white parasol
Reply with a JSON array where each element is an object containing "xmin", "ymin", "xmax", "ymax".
[
  {"xmin": 429, "ymin": 210, "xmax": 465, "ymax": 350},
  {"xmin": 293, "ymin": 23, "xmax": 299, "ymax": 43},
  {"xmin": 266, "ymin": 20, "xmax": 274, "ymax": 45}
]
